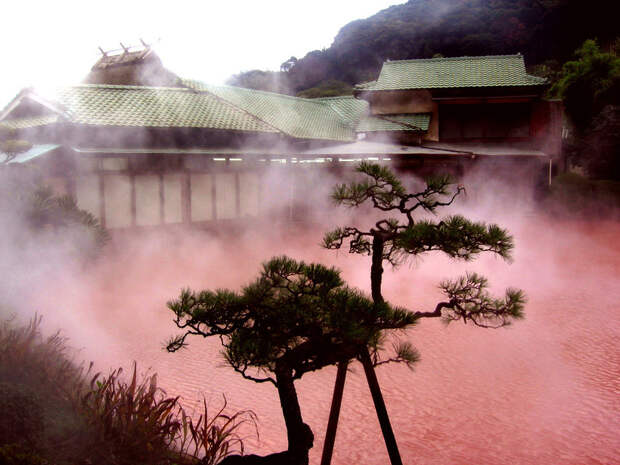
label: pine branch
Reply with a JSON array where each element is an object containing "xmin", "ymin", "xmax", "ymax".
[
  {"xmin": 373, "ymin": 341, "xmax": 420, "ymax": 369},
  {"xmin": 395, "ymin": 215, "xmax": 514, "ymax": 261},
  {"xmin": 164, "ymin": 256, "xmax": 419, "ymax": 391},
  {"xmin": 438, "ymin": 273, "xmax": 525, "ymax": 328}
]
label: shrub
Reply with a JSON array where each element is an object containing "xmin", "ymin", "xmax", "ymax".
[
  {"xmin": 0, "ymin": 444, "xmax": 46, "ymax": 465},
  {"xmin": 79, "ymin": 364, "xmax": 182, "ymax": 464},
  {"xmin": 546, "ymin": 172, "xmax": 620, "ymax": 217},
  {"xmin": 80, "ymin": 364, "xmax": 257, "ymax": 465},
  {"xmin": 176, "ymin": 398, "xmax": 258, "ymax": 465},
  {"xmin": 0, "ymin": 316, "xmax": 255, "ymax": 465},
  {"xmin": 0, "ymin": 382, "xmax": 44, "ymax": 446}
]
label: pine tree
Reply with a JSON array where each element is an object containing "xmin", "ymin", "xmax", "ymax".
[
  {"xmin": 321, "ymin": 162, "xmax": 525, "ymax": 465},
  {"xmin": 166, "ymin": 256, "xmax": 418, "ymax": 465}
]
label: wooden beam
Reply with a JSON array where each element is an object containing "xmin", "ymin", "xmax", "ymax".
[
  {"xmin": 320, "ymin": 361, "xmax": 348, "ymax": 465},
  {"xmin": 360, "ymin": 348, "xmax": 403, "ymax": 465}
]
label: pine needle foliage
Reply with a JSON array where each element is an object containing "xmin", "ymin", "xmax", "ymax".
[
  {"xmin": 166, "ymin": 255, "xmax": 419, "ymax": 384},
  {"xmin": 324, "ymin": 161, "xmax": 514, "ymax": 266},
  {"xmin": 324, "ymin": 162, "xmax": 526, "ymax": 355},
  {"xmin": 166, "ymin": 256, "xmax": 420, "ymax": 462},
  {"xmin": 28, "ymin": 187, "xmax": 109, "ymax": 251}
]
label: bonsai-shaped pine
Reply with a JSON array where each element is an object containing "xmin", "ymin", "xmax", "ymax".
[
  {"xmin": 165, "ymin": 256, "xmax": 418, "ymax": 465},
  {"xmin": 321, "ymin": 162, "xmax": 525, "ymax": 465}
]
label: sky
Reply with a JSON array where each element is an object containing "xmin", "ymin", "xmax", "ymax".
[{"xmin": 0, "ymin": 0, "xmax": 402, "ymax": 106}]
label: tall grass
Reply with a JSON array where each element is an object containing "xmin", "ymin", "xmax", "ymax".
[
  {"xmin": 0, "ymin": 315, "xmax": 257, "ymax": 465},
  {"xmin": 176, "ymin": 397, "xmax": 258, "ymax": 465}
]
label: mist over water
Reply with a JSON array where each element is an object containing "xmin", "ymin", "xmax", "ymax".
[{"xmin": 5, "ymin": 171, "xmax": 620, "ymax": 465}]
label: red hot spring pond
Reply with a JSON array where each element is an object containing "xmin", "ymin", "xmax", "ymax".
[{"xmin": 29, "ymin": 214, "xmax": 620, "ymax": 465}]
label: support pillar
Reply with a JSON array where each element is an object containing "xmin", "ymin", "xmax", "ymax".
[
  {"xmin": 320, "ymin": 361, "xmax": 348, "ymax": 465},
  {"xmin": 360, "ymin": 348, "xmax": 403, "ymax": 465}
]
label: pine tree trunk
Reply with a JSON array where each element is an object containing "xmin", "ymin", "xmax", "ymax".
[
  {"xmin": 368, "ymin": 232, "xmax": 403, "ymax": 465},
  {"xmin": 275, "ymin": 367, "xmax": 313, "ymax": 465},
  {"xmin": 371, "ymin": 234, "xmax": 385, "ymax": 303}
]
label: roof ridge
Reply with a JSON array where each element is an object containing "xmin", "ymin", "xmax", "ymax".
[
  {"xmin": 379, "ymin": 114, "xmax": 426, "ymax": 131},
  {"xmin": 382, "ymin": 112, "xmax": 432, "ymax": 117},
  {"xmin": 313, "ymin": 96, "xmax": 357, "ymax": 101},
  {"xmin": 183, "ymin": 79, "xmax": 339, "ymax": 109},
  {"xmin": 374, "ymin": 114, "xmax": 415, "ymax": 130},
  {"xmin": 68, "ymin": 83, "xmax": 190, "ymax": 91},
  {"xmin": 187, "ymin": 79, "xmax": 296, "ymax": 99},
  {"xmin": 318, "ymin": 100, "xmax": 356, "ymax": 129},
  {"xmin": 180, "ymin": 79, "xmax": 285, "ymax": 135},
  {"xmin": 182, "ymin": 78, "xmax": 357, "ymax": 140},
  {"xmin": 384, "ymin": 54, "xmax": 523, "ymax": 65},
  {"xmin": 56, "ymin": 83, "xmax": 281, "ymax": 133}
]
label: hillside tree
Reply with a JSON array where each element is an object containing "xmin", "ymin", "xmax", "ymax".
[
  {"xmin": 551, "ymin": 39, "xmax": 619, "ymax": 132},
  {"xmin": 551, "ymin": 39, "xmax": 620, "ymax": 179}
]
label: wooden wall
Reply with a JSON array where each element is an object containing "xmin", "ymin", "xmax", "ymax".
[
  {"xmin": 366, "ymin": 90, "xmax": 439, "ymax": 142},
  {"xmin": 72, "ymin": 155, "xmax": 266, "ymax": 229}
]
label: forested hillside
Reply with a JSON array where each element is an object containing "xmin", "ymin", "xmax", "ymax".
[{"xmin": 227, "ymin": 0, "xmax": 617, "ymax": 96}]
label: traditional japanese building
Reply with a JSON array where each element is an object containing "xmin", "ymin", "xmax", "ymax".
[{"xmin": 0, "ymin": 47, "xmax": 561, "ymax": 229}]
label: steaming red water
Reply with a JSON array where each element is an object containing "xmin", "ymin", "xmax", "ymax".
[{"xmin": 33, "ymin": 215, "xmax": 620, "ymax": 465}]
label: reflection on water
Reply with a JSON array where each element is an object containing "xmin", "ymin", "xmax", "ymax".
[{"xmin": 33, "ymin": 217, "xmax": 620, "ymax": 465}]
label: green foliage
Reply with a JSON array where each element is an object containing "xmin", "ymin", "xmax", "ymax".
[
  {"xmin": 545, "ymin": 171, "xmax": 620, "ymax": 216},
  {"xmin": 0, "ymin": 444, "xmax": 46, "ymax": 465},
  {"xmin": 325, "ymin": 162, "xmax": 524, "ymax": 328},
  {"xmin": 0, "ymin": 316, "xmax": 96, "ymax": 463},
  {"xmin": 528, "ymin": 59, "xmax": 563, "ymax": 89},
  {"xmin": 167, "ymin": 256, "xmax": 419, "ymax": 461},
  {"xmin": 167, "ymin": 256, "xmax": 417, "ymax": 382},
  {"xmin": 296, "ymin": 80, "xmax": 353, "ymax": 98},
  {"xmin": 551, "ymin": 39, "xmax": 620, "ymax": 131},
  {"xmin": 226, "ymin": 69, "xmax": 292, "ymax": 94},
  {"xmin": 28, "ymin": 187, "xmax": 109, "ymax": 252},
  {"xmin": 0, "ymin": 382, "xmax": 45, "ymax": 446},
  {"xmin": 80, "ymin": 363, "xmax": 181, "ymax": 464},
  {"xmin": 395, "ymin": 216, "xmax": 514, "ymax": 261},
  {"xmin": 0, "ymin": 168, "xmax": 109, "ymax": 262},
  {"xmin": 583, "ymin": 105, "xmax": 620, "ymax": 179},
  {"xmin": 331, "ymin": 161, "xmax": 406, "ymax": 209},
  {"xmin": 323, "ymin": 162, "xmax": 525, "ymax": 463},
  {"xmin": 80, "ymin": 364, "xmax": 255, "ymax": 465},
  {"xmin": 176, "ymin": 398, "xmax": 257, "ymax": 465},
  {"xmin": 552, "ymin": 40, "xmax": 620, "ymax": 180},
  {"xmin": 0, "ymin": 316, "xmax": 253, "ymax": 465},
  {"xmin": 439, "ymin": 273, "xmax": 525, "ymax": 328},
  {"xmin": 373, "ymin": 340, "xmax": 421, "ymax": 368},
  {"xmin": 0, "ymin": 315, "xmax": 85, "ymax": 395},
  {"xmin": 325, "ymin": 163, "xmax": 514, "ymax": 268}
]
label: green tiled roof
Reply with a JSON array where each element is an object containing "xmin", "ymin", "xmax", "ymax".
[
  {"xmin": 36, "ymin": 85, "xmax": 278, "ymax": 133},
  {"xmin": 315, "ymin": 96, "xmax": 369, "ymax": 128},
  {"xmin": 0, "ymin": 115, "xmax": 58, "ymax": 130},
  {"xmin": 57, "ymin": 85, "xmax": 278, "ymax": 132},
  {"xmin": 182, "ymin": 79, "xmax": 358, "ymax": 141},
  {"xmin": 368, "ymin": 55, "xmax": 547, "ymax": 91},
  {"xmin": 357, "ymin": 113, "xmax": 431, "ymax": 132}
]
